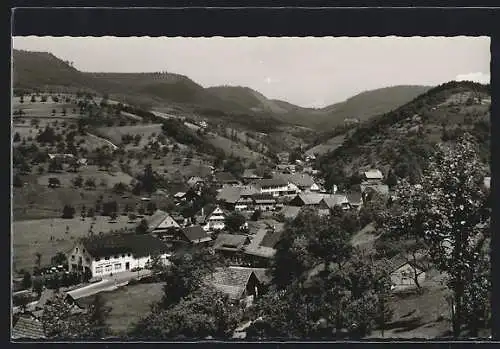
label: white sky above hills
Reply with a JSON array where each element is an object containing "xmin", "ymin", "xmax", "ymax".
[{"xmin": 13, "ymin": 36, "xmax": 490, "ymax": 108}]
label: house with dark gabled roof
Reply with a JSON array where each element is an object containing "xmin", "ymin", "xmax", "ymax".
[
  {"xmin": 242, "ymin": 169, "xmax": 264, "ymax": 183},
  {"xmin": 12, "ymin": 313, "xmax": 47, "ymax": 340},
  {"xmin": 146, "ymin": 210, "xmax": 181, "ymax": 235},
  {"xmin": 214, "ymin": 172, "xmax": 240, "ymax": 187},
  {"xmin": 66, "ymin": 233, "xmax": 171, "ymax": 278},
  {"xmin": 178, "ymin": 225, "xmax": 212, "ymax": 244},
  {"xmin": 216, "ymin": 186, "xmax": 243, "ymax": 210},
  {"xmin": 203, "ymin": 267, "xmax": 264, "ymax": 307}
]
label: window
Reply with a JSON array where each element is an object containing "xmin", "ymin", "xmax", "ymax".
[
  {"xmin": 95, "ymin": 267, "xmax": 103, "ymax": 274},
  {"xmin": 114, "ymin": 263, "xmax": 122, "ymax": 270},
  {"xmin": 105, "ymin": 257, "xmax": 110, "ymax": 260},
  {"xmin": 105, "ymin": 265, "xmax": 112, "ymax": 272},
  {"xmin": 122, "ymin": 254, "xmax": 125, "ymax": 258},
  {"xmin": 71, "ymin": 255, "xmax": 75, "ymax": 260},
  {"xmin": 76, "ymin": 248, "xmax": 79, "ymax": 252},
  {"xmin": 113, "ymin": 255, "xmax": 118, "ymax": 259},
  {"xmin": 83, "ymin": 249, "xmax": 85, "ymax": 253},
  {"xmin": 95, "ymin": 257, "xmax": 100, "ymax": 262},
  {"xmin": 127, "ymin": 253, "xmax": 131, "ymax": 257}
]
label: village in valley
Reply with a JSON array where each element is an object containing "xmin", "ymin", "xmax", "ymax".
[{"xmin": 11, "ymin": 38, "xmax": 492, "ymax": 341}]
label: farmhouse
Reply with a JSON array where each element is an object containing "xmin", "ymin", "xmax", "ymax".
[
  {"xmin": 214, "ymin": 172, "xmax": 240, "ymax": 187},
  {"xmin": 253, "ymin": 178, "xmax": 290, "ymax": 197},
  {"xmin": 187, "ymin": 176, "xmax": 204, "ymax": 188},
  {"xmin": 288, "ymin": 192, "xmax": 325, "ymax": 207},
  {"xmin": 244, "ymin": 225, "xmax": 283, "ymax": 266},
  {"xmin": 202, "ymin": 205, "xmax": 228, "ymax": 231},
  {"xmin": 213, "ymin": 233, "xmax": 250, "ymax": 264},
  {"xmin": 276, "ymin": 152, "xmax": 290, "ymax": 164},
  {"xmin": 252, "ymin": 194, "xmax": 278, "ymax": 212},
  {"xmin": 235, "ymin": 186, "xmax": 260, "ymax": 211},
  {"xmin": 217, "ymin": 186, "xmax": 243, "ymax": 210},
  {"xmin": 318, "ymin": 194, "xmax": 351, "ymax": 214},
  {"xmin": 178, "ymin": 225, "xmax": 212, "ymax": 244},
  {"xmin": 363, "ymin": 169, "xmax": 384, "ymax": 183},
  {"xmin": 282, "ymin": 173, "xmax": 319, "ymax": 192},
  {"xmin": 379, "ymin": 254, "xmax": 427, "ymax": 292},
  {"xmin": 276, "ymin": 164, "xmax": 296, "ymax": 174},
  {"xmin": 203, "ymin": 267, "xmax": 266, "ymax": 306},
  {"xmin": 147, "ymin": 210, "xmax": 180, "ymax": 235},
  {"xmin": 66, "ymin": 233, "xmax": 171, "ymax": 278},
  {"xmin": 242, "ymin": 169, "xmax": 264, "ymax": 183}
]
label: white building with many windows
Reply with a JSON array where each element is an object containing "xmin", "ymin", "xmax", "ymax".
[{"xmin": 66, "ymin": 233, "xmax": 171, "ymax": 278}]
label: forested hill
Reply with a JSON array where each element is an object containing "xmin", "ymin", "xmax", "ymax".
[
  {"xmin": 319, "ymin": 80, "xmax": 491, "ymax": 191},
  {"xmin": 13, "ymin": 49, "xmax": 430, "ymax": 131}
]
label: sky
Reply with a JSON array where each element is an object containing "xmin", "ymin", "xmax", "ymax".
[{"xmin": 12, "ymin": 36, "xmax": 490, "ymax": 108}]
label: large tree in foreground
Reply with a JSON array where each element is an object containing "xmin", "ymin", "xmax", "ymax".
[
  {"xmin": 130, "ymin": 287, "xmax": 241, "ymax": 340},
  {"xmin": 381, "ymin": 134, "xmax": 491, "ymax": 337}
]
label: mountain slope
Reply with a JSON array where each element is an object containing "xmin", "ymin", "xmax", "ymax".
[
  {"xmin": 316, "ymin": 85, "xmax": 433, "ymax": 129},
  {"xmin": 318, "ymin": 81, "xmax": 490, "ymax": 190},
  {"xmin": 12, "ymin": 50, "xmax": 93, "ymax": 91},
  {"xmin": 12, "ymin": 49, "xmax": 431, "ymax": 131}
]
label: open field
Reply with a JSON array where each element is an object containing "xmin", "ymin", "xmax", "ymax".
[
  {"xmin": 80, "ymin": 282, "xmax": 164, "ymax": 335},
  {"xmin": 96, "ymin": 124, "xmax": 164, "ymax": 147},
  {"xmin": 13, "ymin": 215, "xmax": 137, "ymax": 272},
  {"xmin": 36, "ymin": 166, "xmax": 134, "ymax": 188}
]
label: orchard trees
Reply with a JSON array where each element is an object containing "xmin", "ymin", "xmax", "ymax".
[{"xmin": 380, "ymin": 134, "xmax": 491, "ymax": 337}]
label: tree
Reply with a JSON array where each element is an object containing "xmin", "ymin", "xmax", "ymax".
[
  {"xmin": 48, "ymin": 177, "xmax": 61, "ymax": 188},
  {"xmin": 72, "ymin": 175, "xmax": 84, "ymax": 188},
  {"xmin": 130, "ymin": 288, "xmax": 241, "ymax": 340},
  {"xmin": 160, "ymin": 249, "xmax": 220, "ymax": 310},
  {"xmin": 85, "ymin": 177, "xmax": 96, "ymax": 189},
  {"xmin": 22, "ymin": 271, "xmax": 32, "ymax": 290},
  {"xmin": 251, "ymin": 209, "xmax": 262, "ymax": 221},
  {"xmin": 51, "ymin": 252, "xmax": 67, "ymax": 267},
  {"xmin": 140, "ymin": 164, "xmax": 156, "ymax": 194},
  {"xmin": 136, "ymin": 219, "xmax": 149, "ymax": 234},
  {"xmin": 224, "ymin": 212, "xmax": 246, "ymax": 232},
  {"xmin": 381, "ymin": 134, "xmax": 491, "ymax": 337},
  {"xmin": 62, "ymin": 205, "xmax": 76, "ymax": 219},
  {"xmin": 48, "ymin": 159, "xmax": 63, "ymax": 173},
  {"xmin": 113, "ymin": 182, "xmax": 127, "ymax": 195},
  {"xmin": 35, "ymin": 252, "xmax": 42, "ymax": 271},
  {"xmin": 41, "ymin": 293, "xmax": 111, "ymax": 339},
  {"xmin": 33, "ymin": 278, "xmax": 43, "ymax": 297},
  {"xmin": 101, "ymin": 201, "xmax": 118, "ymax": 216}
]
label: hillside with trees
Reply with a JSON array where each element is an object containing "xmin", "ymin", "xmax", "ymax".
[
  {"xmin": 318, "ymin": 81, "xmax": 490, "ymax": 191},
  {"xmin": 13, "ymin": 49, "xmax": 431, "ymax": 132}
]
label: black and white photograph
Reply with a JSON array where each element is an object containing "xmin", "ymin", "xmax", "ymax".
[{"xmin": 11, "ymin": 35, "xmax": 491, "ymax": 340}]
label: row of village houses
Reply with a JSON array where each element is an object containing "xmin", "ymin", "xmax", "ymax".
[{"xmin": 62, "ymin": 168, "xmax": 390, "ymax": 279}]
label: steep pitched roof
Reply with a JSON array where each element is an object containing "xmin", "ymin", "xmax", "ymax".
[
  {"xmin": 364, "ymin": 169, "xmax": 384, "ymax": 180},
  {"xmin": 12, "ymin": 315, "xmax": 46, "ymax": 340},
  {"xmin": 181, "ymin": 225, "xmax": 212, "ymax": 243},
  {"xmin": 321, "ymin": 194, "xmax": 349, "ymax": 209},
  {"xmin": 292, "ymin": 193, "xmax": 325, "ymax": 205},
  {"xmin": 253, "ymin": 178, "xmax": 288, "ymax": 188},
  {"xmin": 216, "ymin": 186, "xmax": 242, "ymax": 204},
  {"xmin": 80, "ymin": 233, "xmax": 169, "ymax": 258},
  {"xmin": 282, "ymin": 173, "xmax": 315, "ymax": 188},
  {"xmin": 213, "ymin": 233, "xmax": 249, "ymax": 251},
  {"xmin": 146, "ymin": 210, "xmax": 169, "ymax": 229},
  {"xmin": 242, "ymin": 169, "xmax": 263, "ymax": 179},
  {"xmin": 204, "ymin": 267, "xmax": 255, "ymax": 300}
]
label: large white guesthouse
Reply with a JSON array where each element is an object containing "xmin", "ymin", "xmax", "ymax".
[{"xmin": 66, "ymin": 233, "xmax": 171, "ymax": 277}]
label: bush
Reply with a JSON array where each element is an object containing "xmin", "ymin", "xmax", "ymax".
[{"xmin": 62, "ymin": 205, "xmax": 76, "ymax": 219}]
